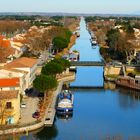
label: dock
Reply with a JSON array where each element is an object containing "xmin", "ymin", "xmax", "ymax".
[
  {"xmin": 44, "ymin": 108, "xmax": 56, "ymax": 127},
  {"xmin": 44, "ymin": 74, "xmax": 75, "ymax": 127}
]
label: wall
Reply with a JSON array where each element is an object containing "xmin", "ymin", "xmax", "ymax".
[
  {"xmin": 104, "ymin": 65, "xmax": 121, "ymax": 76},
  {"xmin": 0, "ymin": 93, "xmax": 20, "ymax": 125}
]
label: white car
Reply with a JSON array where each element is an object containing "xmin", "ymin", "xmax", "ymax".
[{"xmin": 20, "ymin": 103, "xmax": 26, "ymax": 108}]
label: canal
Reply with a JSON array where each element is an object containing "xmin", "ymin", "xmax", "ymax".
[{"xmin": 6, "ymin": 18, "xmax": 140, "ymax": 140}]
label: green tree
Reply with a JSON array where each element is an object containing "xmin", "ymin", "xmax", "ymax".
[
  {"xmin": 52, "ymin": 37, "xmax": 68, "ymax": 52},
  {"xmin": 52, "ymin": 58, "xmax": 70, "ymax": 70},
  {"xmin": 106, "ymin": 29, "xmax": 120, "ymax": 51},
  {"xmin": 33, "ymin": 75, "xmax": 57, "ymax": 93},
  {"xmin": 41, "ymin": 62, "xmax": 63, "ymax": 76}
]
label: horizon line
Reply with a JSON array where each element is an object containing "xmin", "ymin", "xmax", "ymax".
[{"xmin": 0, "ymin": 12, "xmax": 140, "ymax": 16}]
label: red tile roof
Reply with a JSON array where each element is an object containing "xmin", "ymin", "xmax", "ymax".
[
  {"xmin": 0, "ymin": 39, "xmax": 11, "ymax": 48},
  {"xmin": 0, "ymin": 78, "xmax": 20, "ymax": 87},
  {"xmin": 0, "ymin": 35, "xmax": 4, "ymax": 40},
  {"xmin": 5, "ymin": 57, "xmax": 38, "ymax": 68},
  {"xmin": 0, "ymin": 46, "xmax": 15, "ymax": 63}
]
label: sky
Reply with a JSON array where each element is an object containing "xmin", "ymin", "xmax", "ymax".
[{"xmin": 0, "ymin": 0, "xmax": 140, "ymax": 14}]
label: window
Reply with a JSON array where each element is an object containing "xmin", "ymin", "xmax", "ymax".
[
  {"xmin": 10, "ymin": 87, "xmax": 15, "ymax": 90},
  {"xmin": 6, "ymin": 102, "xmax": 12, "ymax": 109}
]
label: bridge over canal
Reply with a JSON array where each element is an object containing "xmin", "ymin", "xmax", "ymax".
[{"xmin": 70, "ymin": 61, "xmax": 105, "ymax": 66}]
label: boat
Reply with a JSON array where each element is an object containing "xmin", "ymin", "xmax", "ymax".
[
  {"xmin": 69, "ymin": 66, "xmax": 77, "ymax": 72},
  {"xmin": 56, "ymin": 90, "xmax": 74, "ymax": 115},
  {"xmin": 68, "ymin": 50, "xmax": 80, "ymax": 61},
  {"xmin": 91, "ymin": 40, "xmax": 97, "ymax": 47},
  {"xmin": 75, "ymin": 32, "xmax": 80, "ymax": 37}
]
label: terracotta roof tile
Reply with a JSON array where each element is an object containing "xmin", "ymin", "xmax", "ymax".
[
  {"xmin": 0, "ymin": 42, "xmax": 15, "ymax": 63},
  {"xmin": 0, "ymin": 78, "xmax": 20, "ymax": 87},
  {"xmin": 0, "ymin": 90, "xmax": 18, "ymax": 99},
  {"xmin": 0, "ymin": 39, "xmax": 11, "ymax": 48},
  {"xmin": 5, "ymin": 57, "xmax": 38, "ymax": 68}
]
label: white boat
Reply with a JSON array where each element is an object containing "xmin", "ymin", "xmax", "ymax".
[
  {"xmin": 56, "ymin": 90, "xmax": 74, "ymax": 115},
  {"xmin": 91, "ymin": 40, "xmax": 97, "ymax": 46}
]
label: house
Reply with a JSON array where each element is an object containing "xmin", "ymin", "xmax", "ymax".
[
  {"xmin": 4, "ymin": 57, "xmax": 38, "ymax": 88},
  {"xmin": 0, "ymin": 90, "xmax": 20, "ymax": 125},
  {"xmin": 0, "ymin": 77, "xmax": 20, "ymax": 91},
  {"xmin": 0, "ymin": 35, "xmax": 21, "ymax": 63},
  {"xmin": 11, "ymin": 33, "xmax": 28, "ymax": 57},
  {"xmin": 0, "ymin": 69, "xmax": 27, "ymax": 94}
]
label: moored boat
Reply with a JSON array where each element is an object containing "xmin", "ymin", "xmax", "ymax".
[
  {"xmin": 56, "ymin": 90, "xmax": 74, "ymax": 115},
  {"xmin": 91, "ymin": 40, "xmax": 97, "ymax": 47}
]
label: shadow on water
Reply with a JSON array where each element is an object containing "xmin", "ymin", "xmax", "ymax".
[
  {"xmin": 35, "ymin": 125, "xmax": 58, "ymax": 140},
  {"xmin": 117, "ymin": 87, "xmax": 140, "ymax": 110}
]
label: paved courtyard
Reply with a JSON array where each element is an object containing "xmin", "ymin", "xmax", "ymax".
[{"xmin": 19, "ymin": 97, "xmax": 40, "ymax": 125}]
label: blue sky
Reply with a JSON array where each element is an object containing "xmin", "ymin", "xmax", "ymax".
[{"xmin": 0, "ymin": 0, "xmax": 140, "ymax": 14}]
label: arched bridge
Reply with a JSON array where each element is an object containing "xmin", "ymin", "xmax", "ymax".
[{"xmin": 70, "ymin": 61, "xmax": 105, "ymax": 66}]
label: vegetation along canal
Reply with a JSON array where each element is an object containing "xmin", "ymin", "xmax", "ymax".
[{"xmin": 6, "ymin": 18, "xmax": 140, "ymax": 140}]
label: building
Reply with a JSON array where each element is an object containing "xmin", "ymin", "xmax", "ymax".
[
  {"xmin": 0, "ymin": 90, "xmax": 20, "ymax": 125},
  {"xmin": 0, "ymin": 77, "xmax": 20, "ymax": 91},
  {"xmin": 0, "ymin": 68, "xmax": 27, "ymax": 95},
  {"xmin": 4, "ymin": 57, "xmax": 38, "ymax": 88},
  {"xmin": 0, "ymin": 35, "xmax": 23, "ymax": 64}
]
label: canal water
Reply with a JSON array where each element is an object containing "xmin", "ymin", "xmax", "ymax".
[{"xmin": 5, "ymin": 18, "xmax": 140, "ymax": 140}]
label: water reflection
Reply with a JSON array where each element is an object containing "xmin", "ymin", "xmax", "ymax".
[
  {"xmin": 104, "ymin": 81, "xmax": 116, "ymax": 90},
  {"xmin": 36, "ymin": 125, "xmax": 58, "ymax": 140},
  {"xmin": 56, "ymin": 114, "xmax": 73, "ymax": 121},
  {"xmin": 118, "ymin": 88, "xmax": 140, "ymax": 110}
]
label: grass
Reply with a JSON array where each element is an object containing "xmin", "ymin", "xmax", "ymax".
[{"xmin": 105, "ymin": 74, "xmax": 119, "ymax": 79}]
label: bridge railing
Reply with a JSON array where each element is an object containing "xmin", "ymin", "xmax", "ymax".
[{"xmin": 70, "ymin": 61, "xmax": 105, "ymax": 66}]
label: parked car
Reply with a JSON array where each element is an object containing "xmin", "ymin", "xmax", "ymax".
[
  {"xmin": 20, "ymin": 103, "xmax": 26, "ymax": 108},
  {"xmin": 32, "ymin": 111, "xmax": 40, "ymax": 119},
  {"xmin": 38, "ymin": 92, "xmax": 44, "ymax": 97},
  {"xmin": 25, "ymin": 88, "xmax": 33, "ymax": 95}
]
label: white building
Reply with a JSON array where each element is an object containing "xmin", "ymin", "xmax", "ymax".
[{"xmin": 4, "ymin": 57, "xmax": 38, "ymax": 89}]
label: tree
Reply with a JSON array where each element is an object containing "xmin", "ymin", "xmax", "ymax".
[
  {"xmin": 33, "ymin": 75, "xmax": 57, "ymax": 93},
  {"xmin": 106, "ymin": 29, "xmax": 120, "ymax": 51},
  {"xmin": 52, "ymin": 37, "xmax": 68, "ymax": 52},
  {"xmin": 41, "ymin": 62, "xmax": 63, "ymax": 76},
  {"xmin": 52, "ymin": 58, "xmax": 70, "ymax": 70},
  {"xmin": 125, "ymin": 25, "xmax": 135, "ymax": 39}
]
